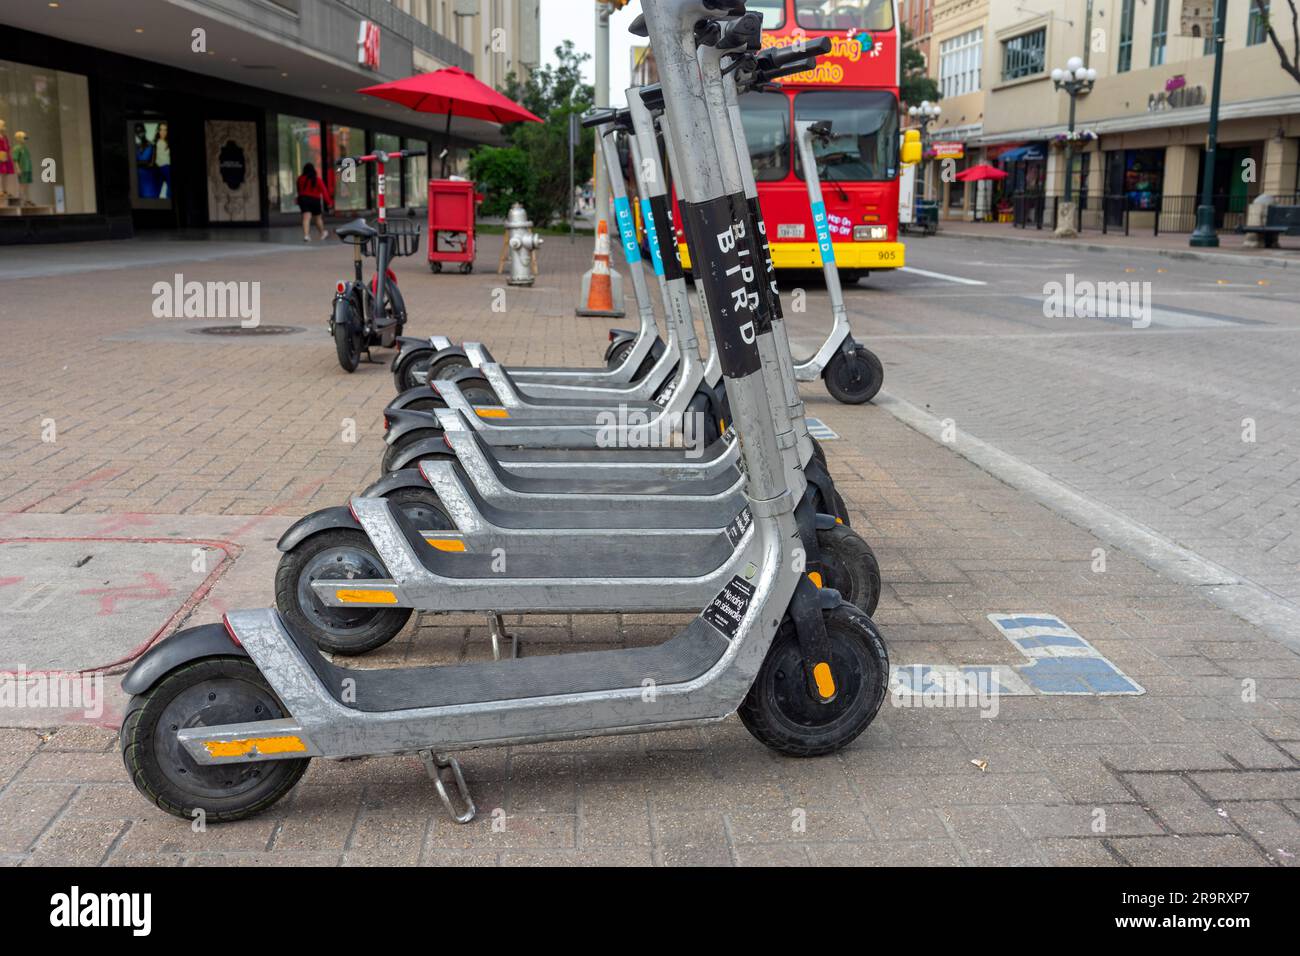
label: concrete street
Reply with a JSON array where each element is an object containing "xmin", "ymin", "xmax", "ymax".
[{"xmin": 0, "ymin": 230, "xmax": 1297, "ymax": 866}]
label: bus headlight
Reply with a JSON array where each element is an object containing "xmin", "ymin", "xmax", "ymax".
[{"xmin": 854, "ymin": 225, "xmax": 889, "ymax": 241}]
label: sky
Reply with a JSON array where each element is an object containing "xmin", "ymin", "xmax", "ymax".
[{"xmin": 538, "ymin": 1, "xmax": 642, "ymax": 107}]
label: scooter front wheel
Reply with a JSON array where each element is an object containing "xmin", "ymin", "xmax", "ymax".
[
  {"xmin": 334, "ymin": 300, "xmax": 362, "ymax": 373},
  {"xmin": 816, "ymin": 524, "xmax": 881, "ymax": 615},
  {"xmin": 739, "ymin": 602, "xmax": 888, "ymax": 758},
  {"xmin": 823, "ymin": 346, "xmax": 883, "ymax": 405},
  {"xmin": 275, "ymin": 529, "xmax": 412, "ymax": 655},
  {"xmin": 121, "ymin": 657, "xmax": 309, "ymax": 823}
]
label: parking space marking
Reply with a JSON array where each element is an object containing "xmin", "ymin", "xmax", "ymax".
[
  {"xmin": 804, "ymin": 417, "xmax": 839, "ymax": 440},
  {"xmin": 890, "ymin": 612, "xmax": 1144, "ymax": 702}
]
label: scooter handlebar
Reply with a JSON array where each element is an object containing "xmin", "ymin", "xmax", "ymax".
[
  {"xmin": 764, "ymin": 36, "xmax": 833, "ymax": 69},
  {"xmin": 335, "ymin": 148, "xmax": 425, "ymax": 168}
]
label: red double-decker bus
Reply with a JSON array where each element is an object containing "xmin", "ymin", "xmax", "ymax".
[{"xmin": 678, "ymin": 0, "xmax": 905, "ymax": 281}]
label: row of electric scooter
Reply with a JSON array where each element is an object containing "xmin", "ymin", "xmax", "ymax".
[{"xmin": 119, "ymin": 2, "xmax": 890, "ymax": 826}]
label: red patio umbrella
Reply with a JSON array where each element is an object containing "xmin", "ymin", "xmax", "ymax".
[
  {"xmin": 359, "ymin": 67, "xmax": 542, "ymax": 176},
  {"xmin": 954, "ymin": 164, "xmax": 1009, "ymax": 182}
]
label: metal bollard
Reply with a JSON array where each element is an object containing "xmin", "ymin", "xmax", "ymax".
[{"xmin": 505, "ymin": 203, "xmax": 543, "ymax": 286}]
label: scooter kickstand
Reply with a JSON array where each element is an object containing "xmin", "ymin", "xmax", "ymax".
[
  {"xmin": 486, "ymin": 612, "xmax": 518, "ymax": 661},
  {"xmin": 419, "ymin": 750, "xmax": 476, "ymax": 824}
]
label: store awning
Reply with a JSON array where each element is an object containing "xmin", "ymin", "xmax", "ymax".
[{"xmin": 998, "ymin": 145, "xmax": 1045, "ymax": 162}]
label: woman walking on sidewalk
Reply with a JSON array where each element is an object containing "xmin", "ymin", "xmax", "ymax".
[{"xmin": 296, "ymin": 163, "xmax": 332, "ymax": 241}]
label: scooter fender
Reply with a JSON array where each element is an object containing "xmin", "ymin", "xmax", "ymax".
[
  {"xmin": 387, "ymin": 436, "xmax": 456, "ymax": 473},
  {"xmin": 120, "ymin": 623, "xmax": 247, "ymax": 696},
  {"xmin": 387, "ymin": 385, "xmax": 445, "ymax": 413},
  {"xmin": 383, "ymin": 407, "xmax": 443, "ymax": 444},
  {"xmin": 361, "ymin": 468, "xmax": 437, "ymax": 499},
  {"xmin": 429, "ymin": 345, "xmax": 472, "ymax": 372},
  {"xmin": 391, "ymin": 336, "xmax": 442, "ymax": 374},
  {"xmin": 604, "ymin": 328, "xmax": 639, "ymax": 362},
  {"xmin": 276, "ymin": 506, "xmax": 363, "ymax": 553}
]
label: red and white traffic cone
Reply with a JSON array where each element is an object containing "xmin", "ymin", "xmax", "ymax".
[{"xmin": 575, "ymin": 219, "xmax": 625, "ymax": 317}]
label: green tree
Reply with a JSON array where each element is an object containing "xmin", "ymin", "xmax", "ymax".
[
  {"xmin": 900, "ymin": 26, "xmax": 940, "ymax": 108},
  {"xmin": 467, "ymin": 146, "xmax": 536, "ymax": 218},
  {"xmin": 482, "ymin": 40, "xmax": 595, "ymax": 227}
]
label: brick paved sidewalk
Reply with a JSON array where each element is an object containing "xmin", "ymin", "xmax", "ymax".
[{"xmin": 0, "ymin": 239, "xmax": 1296, "ymax": 865}]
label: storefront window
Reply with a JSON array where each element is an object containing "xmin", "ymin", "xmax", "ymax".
[
  {"xmin": 276, "ymin": 113, "xmax": 321, "ymax": 213},
  {"xmin": 1119, "ymin": 149, "xmax": 1163, "ymax": 209},
  {"xmin": 0, "ymin": 58, "xmax": 96, "ymax": 215},
  {"xmin": 129, "ymin": 120, "xmax": 172, "ymax": 209},
  {"xmin": 329, "ymin": 124, "xmax": 365, "ymax": 210},
  {"xmin": 403, "ymin": 137, "xmax": 429, "ymax": 208}
]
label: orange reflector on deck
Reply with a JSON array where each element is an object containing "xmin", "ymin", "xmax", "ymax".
[
  {"xmin": 808, "ymin": 571, "xmax": 823, "ymax": 588},
  {"xmin": 204, "ymin": 735, "xmax": 307, "ymax": 758},
  {"xmin": 476, "ymin": 407, "xmax": 510, "ymax": 419},
  {"xmin": 812, "ymin": 662, "xmax": 836, "ymax": 699},
  {"xmin": 425, "ymin": 538, "xmax": 466, "ymax": 552},
  {"xmin": 336, "ymin": 588, "xmax": 398, "ymax": 604}
]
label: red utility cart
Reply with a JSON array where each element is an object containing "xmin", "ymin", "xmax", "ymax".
[{"xmin": 427, "ymin": 179, "xmax": 480, "ymax": 274}]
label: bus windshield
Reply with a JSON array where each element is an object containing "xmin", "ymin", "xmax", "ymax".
[
  {"xmin": 795, "ymin": 0, "xmax": 895, "ymax": 31},
  {"xmin": 794, "ymin": 90, "xmax": 899, "ymax": 182},
  {"xmin": 739, "ymin": 92, "xmax": 790, "ymax": 182}
]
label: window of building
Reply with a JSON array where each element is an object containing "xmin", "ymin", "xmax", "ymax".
[
  {"xmin": 1248, "ymin": 1, "xmax": 1270, "ymax": 46},
  {"xmin": 0, "ymin": 58, "xmax": 97, "ymax": 215},
  {"xmin": 403, "ymin": 137, "xmax": 429, "ymax": 207},
  {"xmin": 1001, "ymin": 28, "xmax": 1045, "ymax": 81},
  {"xmin": 276, "ymin": 113, "xmax": 321, "ymax": 214},
  {"xmin": 329, "ymin": 125, "xmax": 366, "ymax": 211},
  {"xmin": 940, "ymin": 28, "xmax": 982, "ymax": 98},
  {"xmin": 738, "ymin": 90, "xmax": 790, "ymax": 182},
  {"xmin": 796, "ymin": 0, "xmax": 895, "ymax": 31},
  {"xmin": 793, "ymin": 89, "xmax": 900, "ymax": 182},
  {"xmin": 1151, "ymin": 0, "xmax": 1169, "ymax": 66},
  {"xmin": 1117, "ymin": 0, "xmax": 1135, "ymax": 72}
]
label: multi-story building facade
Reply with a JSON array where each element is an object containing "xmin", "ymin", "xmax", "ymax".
[
  {"xmin": 923, "ymin": 0, "xmax": 988, "ymax": 217},
  {"xmin": 974, "ymin": 0, "xmax": 1299, "ymax": 230},
  {"xmin": 0, "ymin": 0, "xmax": 540, "ymax": 243}
]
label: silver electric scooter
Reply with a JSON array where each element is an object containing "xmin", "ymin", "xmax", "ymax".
[
  {"xmin": 119, "ymin": 1, "xmax": 888, "ymax": 827},
  {"xmin": 791, "ymin": 119, "xmax": 886, "ymax": 404},
  {"xmin": 274, "ymin": 52, "xmax": 879, "ymax": 655}
]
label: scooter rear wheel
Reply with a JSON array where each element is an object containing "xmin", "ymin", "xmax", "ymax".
[
  {"xmin": 739, "ymin": 602, "xmax": 888, "ymax": 757},
  {"xmin": 449, "ymin": 375, "xmax": 502, "ymax": 407},
  {"xmin": 121, "ymin": 657, "xmax": 309, "ymax": 822},
  {"xmin": 275, "ymin": 529, "xmax": 412, "ymax": 655},
  {"xmin": 385, "ymin": 486, "xmax": 455, "ymax": 532},
  {"xmin": 823, "ymin": 346, "xmax": 883, "ymax": 405},
  {"xmin": 816, "ymin": 524, "xmax": 881, "ymax": 615}
]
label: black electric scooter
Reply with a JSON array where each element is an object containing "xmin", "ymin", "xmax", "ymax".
[{"xmin": 329, "ymin": 148, "xmax": 426, "ymax": 372}]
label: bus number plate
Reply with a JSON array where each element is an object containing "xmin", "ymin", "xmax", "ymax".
[{"xmin": 777, "ymin": 223, "xmax": 805, "ymax": 239}]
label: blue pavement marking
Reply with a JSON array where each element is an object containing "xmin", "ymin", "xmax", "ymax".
[
  {"xmin": 889, "ymin": 613, "xmax": 1144, "ymax": 703},
  {"xmin": 805, "ymin": 417, "xmax": 839, "ymax": 440}
]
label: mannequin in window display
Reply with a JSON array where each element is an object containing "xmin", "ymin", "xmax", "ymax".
[
  {"xmin": 13, "ymin": 131, "xmax": 31, "ymax": 205},
  {"xmin": 0, "ymin": 119, "xmax": 15, "ymax": 201}
]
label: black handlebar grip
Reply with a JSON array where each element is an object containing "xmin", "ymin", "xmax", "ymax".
[
  {"xmin": 629, "ymin": 13, "xmax": 648, "ymax": 37},
  {"xmin": 581, "ymin": 107, "xmax": 620, "ymax": 129},
  {"xmin": 762, "ymin": 55, "xmax": 818, "ymax": 82},
  {"xmin": 718, "ymin": 11, "xmax": 763, "ymax": 51},
  {"xmin": 767, "ymin": 36, "xmax": 832, "ymax": 69}
]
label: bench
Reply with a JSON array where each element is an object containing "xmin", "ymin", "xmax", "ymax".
[{"xmin": 1239, "ymin": 203, "xmax": 1300, "ymax": 248}]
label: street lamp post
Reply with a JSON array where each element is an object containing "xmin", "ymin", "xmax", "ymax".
[
  {"xmin": 906, "ymin": 100, "xmax": 941, "ymax": 201},
  {"xmin": 1190, "ymin": 0, "xmax": 1228, "ymax": 248},
  {"xmin": 1050, "ymin": 56, "xmax": 1096, "ymax": 238}
]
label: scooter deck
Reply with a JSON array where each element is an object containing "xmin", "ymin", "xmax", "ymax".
[{"xmin": 280, "ymin": 610, "xmax": 729, "ymax": 711}]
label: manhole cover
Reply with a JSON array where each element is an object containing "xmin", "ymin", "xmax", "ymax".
[{"xmin": 190, "ymin": 324, "xmax": 305, "ymax": 336}]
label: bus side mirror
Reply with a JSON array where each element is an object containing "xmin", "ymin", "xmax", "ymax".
[{"xmin": 900, "ymin": 129, "xmax": 922, "ymax": 166}]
